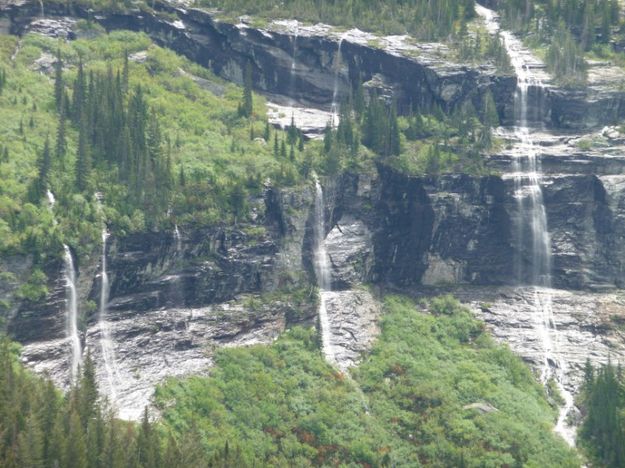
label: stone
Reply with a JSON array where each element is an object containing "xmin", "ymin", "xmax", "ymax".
[
  {"xmin": 325, "ymin": 216, "xmax": 373, "ymax": 288},
  {"xmin": 321, "ymin": 289, "xmax": 381, "ymax": 371},
  {"xmin": 463, "ymin": 402, "xmax": 499, "ymax": 413}
]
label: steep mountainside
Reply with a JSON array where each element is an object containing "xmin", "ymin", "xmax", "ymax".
[{"xmin": 2, "ymin": 0, "xmax": 625, "ymax": 465}]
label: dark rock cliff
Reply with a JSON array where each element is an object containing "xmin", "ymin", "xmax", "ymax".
[{"xmin": 1, "ymin": 0, "xmax": 514, "ymax": 120}]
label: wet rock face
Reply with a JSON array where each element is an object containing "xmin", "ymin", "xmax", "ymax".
[
  {"xmin": 467, "ymin": 287, "xmax": 625, "ymax": 390},
  {"xmin": 325, "ymin": 216, "xmax": 373, "ymax": 288},
  {"xmin": 15, "ymin": 186, "xmax": 318, "ymax": 418},
  {"xmin": 321, "ymin": 289, "xmax": 380, "ymax": 371},
  {"xmin": 21, "ymin": 296, "xmax": 314, "ymax": 420},
  {"xmin": 102, "ymin": 228, "xmax": 278, "ymax": 314},
  {"xmin": 1, "ymin": 0, "xmax": 513, "ymax": 120},
  {"xmin": 372, "ymin": 166, "xmax": 515, "ymax": 287},
  {"xmin": 366, "ymin": 166, "xmax": 625, "ymax": 291}
]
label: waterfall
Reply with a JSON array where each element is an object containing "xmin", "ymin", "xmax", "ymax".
[
  {"xmin": 174, "ymin": 225, "xmax": 182, "ymax": 253},
  {"xmin": 46, "ymin": 190, "xmax": 56, "ymax": 208},
  {"xmin": 99, "ymin": 228, "xmax": 121, "ymax": 402},
  {"xmin": 289, "ymin": 27, "xmax": 299, "ymax": 106},
  {"xmin": 63, "ymin": 245, "xmax": 82, "ymax": 383},
  {"xmin": 313, "ymin": 178, "xmax": 337, "ymax": 364},
  {"xmin": 476, "ymin": 5, "xmax": 576, "ymax": 446},
  {"xmin": 52, "ymin": 189, "xmax": 82, "ymax": 383},
  {"xmin": 331, "ymin": 37, "xmax": 345, "ymax": 126}
]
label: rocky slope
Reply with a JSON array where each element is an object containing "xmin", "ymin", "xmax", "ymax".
[{"xmin": 3, "ymin": 0, "xmax": 625, "ymax": 427}]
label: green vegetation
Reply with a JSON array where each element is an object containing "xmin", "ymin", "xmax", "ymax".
[
  {"xmin": 456, "ymin": 29, "xmax": 513, "ymax": 73},
  {"xmin": 155, "ymin": 295, "xmax": 578, "ymax": 466},
  {"xmin": 578, "ymin": 359, "xmax": 625, "ymax": 467},
  {"xmin": 499, "ymin": 0, "xmax": 623, "ymax": 86},
  {"xmin": 0, "ymin": 30, "xmax": 320, "ymax": 270},
  {"xmin": 324, "ymin": 87, "xmax": 499, "ymax": 176},
  {"xmin": 202, "ymin": 0, "xmax": 476, "ymax": 39},
  {"xmin": 0, "ymin": 339, "xmax": 249, "ymax": 467}
]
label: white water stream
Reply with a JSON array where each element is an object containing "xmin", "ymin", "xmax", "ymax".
[
  {"xmin": 312, "ymin": 178, "xmax": 338, "ymax": 365},
  {"xmin": 48, "ymin": 190, "xmax": 82, "ymax": 384},
  {"xmin": 331, "ymin": 36, "xmax": 345, "ymax": 125},
  {"xmin": 99, "ymin": 228, "xmax": 122, "ymax": 402},
  {"xmin": 63, "ymin": 245, "xmax": 82, "ymax": 383},
  {"xmin": 476, "ymin": 4, "xmax": 576, "ymax": 446},
  {"xmin": 174, "ymin": 224, "xmax": 182, "ymax": 253}
]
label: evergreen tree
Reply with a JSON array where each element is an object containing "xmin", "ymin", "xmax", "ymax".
[
  {"xmin": 273, "ymin": 133, "xmax": 279, "ymax": 158},
  {"xmin": 72, "ymin": 60, "xmax": 86, "ymax": 124},
  {"xmin": 239, "ymin": 60, "xmax": 254, "ymax": 117},
  {"xmin": 122, "ymin": 50, "xmax": 129, "ymax": 95},
  {"xmin": 65, "ymin": 410, "xmax": 88, "ymax": 468},
  {"xmin": 55, "ymin": 105, "xmax": 67, "ymax": 166},
  {"xmin": 264, "ymin": 121, "xmax": 271, "ymax": 141},
  {"xmin": 16, "ymin": 415, "xmax": 44, "ymax": 468},
  {"xmin": 54, "ymin": 49, "xmax": 64, "ymax": 112},
  {"xmin": 75, "ymin": 114, "xmax": 91, "ymax": 192},
  {"xmin": 29, "ymin": 136, "xmax": 51, "ymax": 203},
  {"xmin": 77, "ymin": 351, "xmax": 98, "ymax": 429}
]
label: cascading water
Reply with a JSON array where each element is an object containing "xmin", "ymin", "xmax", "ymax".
[
  {"xmin": 99, "ymin": 227, "xmax": 122, "ymax": 402},
  {"xmin": 63, "ymin": 245, "xmax": 82, "ymax": 383},
  {"xmin": 331, "ymin": 37, "xmax": 345, "ymax": 125},
  {"xmin": 174, "ymin": 224, "xmax": 182, "ymax": 253},
  {"xmin": 49, "ymin": 190, "xmax": 82, "ymax": 383},
  {"xmin": 312, "ymin": 178, "xmax": 337, "ymax": 365},
  {"xmin": 289, "ymin": 25, "xmax": 299, "ymax": 106},
  {"xmin": 46, "ymin": 190, "xmax": 56, "ymax": 208},
  {"xmin": 476, "ymin": 4, "xmax": 576, "ymax": 446}
]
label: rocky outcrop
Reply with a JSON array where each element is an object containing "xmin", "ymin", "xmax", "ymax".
[
  {"xmin": 322, "ymin": 289, "xmax": 380, "ymax": 371},
  {"xmin": 467, "ymin": 286, "xmax": 625, "ymax": 391},
  {"xmin": 372, "ymin": 166, "xmax": 514, "ymax": 287},
  {"xmin": 0, "ymin": 0, "xmax": 514, "ymax": 120},
  {"xmin": 14, "ymin": 185, "xmax": 318, "ymax": 417},
  {"xmin": 22, "ymin": 294, "xmax": 315, "ymax": 420}
]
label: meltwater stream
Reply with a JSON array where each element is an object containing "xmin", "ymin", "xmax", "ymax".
[
  {"xmin": 47, "ymin": 190, "xmax": 82, "ymax": 384},
  {"xmin": 63, "ymin": 245, "xmax": 82, "ymax": 383},
  {"xmin": 99, "ymin": 228, "xmax": 122, "ymax": 402},
  {"xmin": 313, "ymin": 178, "xmax": 338, "ymax": 365},
  {"xmin": 476, "ymin": 4, "xmax": 576, "ymax": 446}
]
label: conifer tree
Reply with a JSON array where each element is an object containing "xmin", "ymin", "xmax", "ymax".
[
  {"xmin": 239, "ymin": 60, "xmax": 254, "ymax": 117},
  {"xmin": 54, "ymin": 48, "xmax": 64, "ymax": 112},
  {"xmin": 75, "ymin": 114, "xmax": 91, "ymax": 192},
  {"xmin": 55, "ymin": 105, "xmax": 67, "ymax": 166}
]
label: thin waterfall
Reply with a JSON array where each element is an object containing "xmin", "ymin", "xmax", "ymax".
[
  {"xmin": 174, "ymin": 224, "xmax": 182, "ymax": 253},
  {"xmin": 312, "ymin": 178, "xmax": 337, "ymax": 364},
  {"xmin": 99, "ymin": 228, "xmax": 121, "ymax": 402},
  {"xmin": 51, "ymin": 189, "xmax": 82, "ymax": 383},
  {"xmin": 331, "ymin": 36, "xmax": 345, "ymax": 126},
  {"xmin": 289, "ymin": 27, "xmax": 299, "ymax": 106},
  {"xmin": 46, "ymin": 190, "xmax": 56, "ymax": 208},
  {"xmin": 476, "ymin": 5, "xmax": 576, "ymax": 446},
  {"xmin": 63, "ymin": 245, "xmax": 82, "ymax": 383}
]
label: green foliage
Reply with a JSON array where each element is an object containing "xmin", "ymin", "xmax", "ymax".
[
  {"xmin": 0, "ymin": 31, "xmax": 315, "ymax": 262},
  {"xmin": 0, "ymin": 336, "xmax": 249, "ymax": 467},
  {"xmin": 501, "ymin": 0, "xmax": 620, "ymax": 45},
  {"xmin": 546, "ymin": 23, "xmax": 588, "ymax": 87},
  {"xmin": 578, "ymin": 360, "xmax": 625, "ymax": 467},
  {"xmin": 456, "ymin": 29, "xmax": 512, "ymax": 73},
  {"xmin": 498, "ymin": 0, "xmax": 625, "ymax": 86},
  {"xmin": 204, "ymin": 0, "xmax": 476, "ymax": 39},
  {"xmin": 16, "ymin": 268, "xmax": 48, "ymax": 302},
  {"xmin": 156, "ymin": 295, "xmax": 579, "ymax": 467}
]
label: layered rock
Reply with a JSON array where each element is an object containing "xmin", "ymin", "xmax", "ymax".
[
  {"xmin": 1, "ymin": 0, "xmax": 514, "ymax": 124},
  {"xmin": 15, "ymin": 187, "xmax": 318, "ymax": 418}
]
